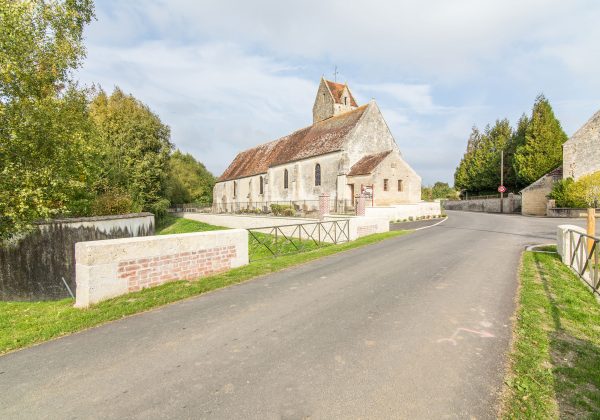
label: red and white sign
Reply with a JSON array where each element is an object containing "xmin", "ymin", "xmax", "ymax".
[{"xmin": 498, "ymin": 185, "xmax": 507, "ymax": 193}]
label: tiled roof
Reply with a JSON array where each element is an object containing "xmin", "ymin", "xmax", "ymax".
[
  {"xmin": 548, "ymin": 166, "xmax": 563, "ymax": 178},
  {"xmin": 347, "ymin": 150, "xmax": 392, "ymax": 176},
  {"xmin": 325, "ymin": 80, "xmax": 358, "ymax": 107},
  {"xmin": 521, "ymin": 166, "xmax": 563, "ymax": 191},
  {"xmin": 218, "ymin": 105, "xmax": 368, "ymax": 182}
]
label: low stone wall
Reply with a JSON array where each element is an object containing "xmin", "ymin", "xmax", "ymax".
[
  {"xmin": 183, "ymin": 213, "xmax": 389, "ymax": 243},
  {"xmin": 443, "ymin": 195, "xmax": 521, "ymax": 214},
  {"xmin": 75, "ymin": 229, "xmax": 248, "ymax": 307},
  {"xmin": 1, "ymin": 213, "xmax": 154, "ymax": 301},
  {"xmin": 547, "ymin": 208, "xmax": 600, "ymax": 218},
  {"xmin": 364, "ymin": 202, "xmax": 442, "ymax": 222},
  {"xmin": 324, "ymin": 215, "xmax": 389, "ymax": 240}
]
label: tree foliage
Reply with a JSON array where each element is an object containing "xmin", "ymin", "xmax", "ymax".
[
  {"xmin": 166, "ymin": 150, "xmax": 215, "ymax": 205},
  {"xmin": 422, "ymin": 182, "xmax": 459, "ymax": 201},
  {"xmin": 0, "ymin": 0, "xmax": 95, "ymax": 240},
  {"xmin": 454, "ymin": 95, "xmax": 567, "ymax": 196},
  {"xmin": 89, "ymin": 87, "xmax": 173, "ymax": 218},
  {"xmin": 514, "ymin": 95, "xmax": 567, "ymax": 185}
]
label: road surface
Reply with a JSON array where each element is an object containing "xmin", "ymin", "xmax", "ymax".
[{"xmin": 0, "ymin": 211, "xmax": 591, "ymax": 419}]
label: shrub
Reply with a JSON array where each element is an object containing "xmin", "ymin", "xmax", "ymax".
[
  {"xmin": 549, "ymin": 172, "xmax": 600, "ymax": 208},
  {"xmin": 91, "ymin": 190, "xmax": 139, "ymax": 216},
  {"xmin": 270, "ymin": 204, "xmax": 294, "ymax": 216},
  {"xmin": 282, "ymin": 208, "xmax": 295, "ymax": 217}
]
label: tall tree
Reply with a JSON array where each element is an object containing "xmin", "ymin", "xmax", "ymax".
[
  {"xmin": 166, "ymin": 150, "xmax": 215, "ymax": 206},
  {"xmin": 514, "ymin": 94, "xmax": 567, "ymax": 185},
  {"xmin": 0, "ymin": 0, "xmax": 95, "ymax": 240},
  {"xmin": 89, "ymin": 88, "xmax": 173, "ymax": 218}
]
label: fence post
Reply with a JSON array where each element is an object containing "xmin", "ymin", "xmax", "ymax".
[
  {"xmin": 319, "ymin": 193, "xmax": 330, "ymax": 220},
  {"xmin": 588, "ymin": 208, "xmax": 596, "ymax": 253},
  {"xmin": 355, "ymin": 194, "xmax": 366, "ymax": 216}
]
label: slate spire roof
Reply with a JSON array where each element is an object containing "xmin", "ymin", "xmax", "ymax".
[{"xmin": 218, "ymin": 104, "xmax": 369, "ymax": 182}]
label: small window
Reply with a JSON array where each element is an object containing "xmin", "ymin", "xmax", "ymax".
[
  {"xmin": 398, "ymin": 179, "xmax": 403, "ymax": 192},
  {"xmin": 284, "ymin": 169, "xmax": 289, "ymax": 189},
  {"xmin": 344, "ymin": 97, "xmax": 347, "ymax": 105},
  {"xmin": 259, "ymin": 176, "xmax": 264, "ymax": 195},
  {"xmin": 315, "ymin": 164, "xmax": 321, "ymax": 186},
  {"xmin": 233, "ymin": 181, "xmax": 237, "ymax": 198},
  {"xmin": 383, "ymin": 179, "xmax": 389, "ymax": 191}
]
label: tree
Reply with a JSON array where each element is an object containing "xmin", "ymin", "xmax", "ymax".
[
  {"xmin": 514, "ymin": 94, "xmax": 567, "ymax": 185},
  {"xmin": 166, "ymin": 150, "xmax": 215, "ymax": 206},
  {"xmin": 89, "ymin": 87, "xmax": 173, "ymax": 218},
  {"xmin": 0, "ymin": 0, "xmax": 95, "ymax": 240}
]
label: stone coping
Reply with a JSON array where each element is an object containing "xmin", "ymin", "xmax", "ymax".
[{"xmin": 34, "ymin": 212, "xmax": 154, "ymax": 225}]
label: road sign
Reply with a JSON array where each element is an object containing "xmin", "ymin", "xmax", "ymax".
[{"xmin": 498, "ymin": 185, "xmax": 507, "ymax": 193}]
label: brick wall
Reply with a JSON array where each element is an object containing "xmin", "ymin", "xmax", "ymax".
[
  {"xmin": 118, "ymin": 246, "xmax": 236, "ymax": 293},
  {"xmin": 75, "ymin": 229, "xmax": 248, "ymax": 307}
]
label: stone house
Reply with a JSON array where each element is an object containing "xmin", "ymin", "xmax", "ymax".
[
  {"xmin": 521, "ymin": 108, "xmax": 600, "ymax": 215},
  {"xmin": 213, "ymin": 78, "xmax": 421, "ymax": 213},
  {"xmin": 563, "ymin": 110, "xmax": 600, "ymax": 180},
  {"xmin": 521, "ymin": 167, "xmax": 562, "ymax": 216}
]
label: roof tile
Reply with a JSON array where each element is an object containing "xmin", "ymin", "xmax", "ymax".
[{"xmin": 348, "ymin": 150, "xmax": 392, "ymax": 176}]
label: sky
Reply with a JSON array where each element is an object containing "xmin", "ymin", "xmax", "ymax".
[{"xmin": 75, "ymin": 0, "xmax": 600, "ymax": 185}]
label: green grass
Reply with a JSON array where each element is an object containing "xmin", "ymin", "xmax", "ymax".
[
  {"xmin": 0, "ymin": 230, "xmax": 410, "ymax": 355},
  {"xmin": 502, "ymin": 249, "xmax": 600, "ymax": 419},
  {"xmin": 156, "ymin": 214, "xmax": 226, "ymax": 234}
]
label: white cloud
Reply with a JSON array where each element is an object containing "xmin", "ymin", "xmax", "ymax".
[{"xmin": 76, "ymin": 0, "xmax": 600, "ymax": 184}]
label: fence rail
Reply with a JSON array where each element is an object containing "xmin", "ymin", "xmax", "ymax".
[
  {"xmin": 567, "ymin": 229, "xmax": 600, "ymax": 296},
  {"xmin": 247, "ymin": 219, "xmax": 350, "ymax": 261}
]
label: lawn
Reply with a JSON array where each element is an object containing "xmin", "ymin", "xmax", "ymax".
[
  {"xmin": 0, "ymin": 223, "xmax": 410, "ymax": 355},
  {"xmin": 502, "ymin": 248, "xmax": 600, "ymax": 419},
  {"xmin": 156, "ymin": 214, "xmax": 226, "ymax": 234}
]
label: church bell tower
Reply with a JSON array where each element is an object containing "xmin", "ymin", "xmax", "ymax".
[{"xmin": 312, "ymin": 77, "xmax": 358, "ymax": 124}]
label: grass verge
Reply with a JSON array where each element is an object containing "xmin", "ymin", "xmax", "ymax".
[
  {"xmin": 0, "ymin": 230, "xmax": 409, "ymax": 355},
  {"xmin": 502, "ymin": 248, "xmax": 600, "ymax": 419},
  {"xmin": 156, "ymin": 214, "xmax": 226, "ymax": 234}
]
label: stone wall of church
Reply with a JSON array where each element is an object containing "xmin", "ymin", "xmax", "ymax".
[
  {"xmin": 312, "ymin": 81, "xmax": 336, "ymax": 124},
  {"xmin": 344, "ymin": 101, "xmax": 399, "ymax": 166},
  {"xmin": 563, "ymin": 111, "xmax": 600, "ymax": 180},
  {"xmin": 268, "ymin": 152, "xmax": 341, "ymax": 205},
  {"xmin": 213, "ymin": 174, "xmax": 269, "ymax": 212}
]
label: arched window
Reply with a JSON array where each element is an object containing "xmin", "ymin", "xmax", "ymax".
[
  {"xmin": 259, "ymin": 176, "xmax": 264, "ymax": 195},
  {"xmin": 284, "ymin": 169, "xmax": 289, "ymax": 189},
  {"xmin": 315, "ymin": 164, "xmax": 321, "ymax": 186}
]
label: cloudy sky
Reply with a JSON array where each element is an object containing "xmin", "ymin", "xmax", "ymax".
[{"xmin": 75, "ymin": 0, "xmax": 600, "ymax": 185}]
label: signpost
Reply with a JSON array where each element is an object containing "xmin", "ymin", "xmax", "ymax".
[
  {"xmin": 499, "ymin": 150, "xmax": 504, "ymax": 213},
  {"xmin": 498, "ymin": 185, "xmax": 506, "ymax": 193}
]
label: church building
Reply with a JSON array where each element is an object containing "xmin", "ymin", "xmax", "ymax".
[{"xmin": 213, "ymin": 78, "xmax": 422, "ymax": 213}]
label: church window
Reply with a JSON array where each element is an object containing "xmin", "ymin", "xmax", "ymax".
[
  {"xmin": 383, "ymin": 179, "xmax": 389, "ymax": 191},
  {"xmin": 284, "ymin": 169, "xmax": 289, "ymax": 189},
  {"xmin": 315, "ymin": 164, "xmax": 321, "ymax": 186},
  {"xmin": 259, "ymin": 176, "xmax": 264, "ymax": 195},
  {"xmin": 233, "ymin": 181, "xmax": 237, "ymax": 198},
  {"xmin": 344, "ymin": 97, "xmax": 347, "ymax": 105},
  {"xmin": 398, "ymin": 180, "xmax": 403, "ymax": 192}
]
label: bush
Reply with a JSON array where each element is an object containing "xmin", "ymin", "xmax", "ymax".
[
  {"xmin": 270, "ymin": 204, "xmax": 294, "ymax": 216},
  {"xmin": 549, "ymin": 172, "xmax": 600, "ymax": 208},
  {"xmin": 91, "ymin": 190, "xmax": 139, "ymax": 216},
  {"xmin": 282, "ymin": 208, "xmax": 295, "ymax": 217}
]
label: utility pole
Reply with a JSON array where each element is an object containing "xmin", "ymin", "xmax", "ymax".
[{"xmin": 500, "ymin": 150, "xmax": 504, "ymax": 213}]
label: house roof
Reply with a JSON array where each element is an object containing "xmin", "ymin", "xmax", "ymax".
[
  {"xmin": 218, "ymin": 104, "xmax": 369, "ymax": 182},
  {"xmin": 325, "ymin": 80, "xmax": 358, "ymax": 107},
  {"xmin": 347, "ymin": 150, "xmax": 392, "ymax": 176},
  {"xmin": 521, "ymin": 166, "xmax": 563, "ymax": 192}
]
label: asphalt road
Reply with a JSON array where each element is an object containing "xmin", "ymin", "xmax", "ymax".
[{"xmin": 0, "ymin": 211, "xmax": 592, "ymax": 419}]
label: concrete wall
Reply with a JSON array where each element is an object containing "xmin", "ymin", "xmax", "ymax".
[
  {"xmin": 324, "ymin": 216, "xmax": 389, "ymax": 240},
  {"xmin": 443, "ymin": 195, "xmax": 521, "ymax": 214},
  {"xmin": 364, "ymin": 202, "xmax": 442, "ymax": 221},
  {"xmin": 1, "ymin": 213, "xmax": 154, "ymax": 301},
  {"xmin": 548, "ymin": 208, "xmax": 600, "ymax": 218},
  {"xmin": 75, "ymin": 229, "xmax": 248, "ymax": 307},
  {"xmin": 563, "ymin": 110, "xmax": 600, "ymax": 180},
  {"xmin": 557, "ymin": 224, "xmax": 586, "ymax": 262}
]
